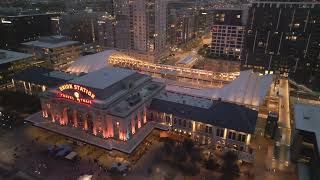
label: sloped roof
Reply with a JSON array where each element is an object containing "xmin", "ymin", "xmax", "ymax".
[
  {"xmin": 21, "ymin": 36, "xmax": 79, "ymax": 49},
  {"xmin": 150, "ymin": 98, "xmax": 258, "ymax": 134},
  {"xmin": 67, "ymin": 50, "xmax": 117, "ymax": 74},
  {"xmin": 67, "ymin": 50, "xmax": 273, "ymax": 107},
  {"xmin": 166, "ymin": 70, "xmax": 274, "ymax": 107},
  {"xmin": 0, "ymin": 49, "xmax": 33, "ymax": 65},
  {"xmin": 13, "ymin": 67, "xmax": 76, "ymax": 87}
]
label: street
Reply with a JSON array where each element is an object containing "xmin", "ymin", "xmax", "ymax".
[{"xmin": 273, "ymin": 79, "xmax": 292, "ymax": 171}]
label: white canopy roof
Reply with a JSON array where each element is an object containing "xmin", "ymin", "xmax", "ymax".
[
  {"xmin": 67, "ymin": 50, "xmax": 117, "ymax": 74},
  {"xmin": 67, "ymin": 50, "xmax": 273, "ymax": 107},
  {"xmin": 166, "ymin": 70, "xmax": 274, "ymax": 107}
]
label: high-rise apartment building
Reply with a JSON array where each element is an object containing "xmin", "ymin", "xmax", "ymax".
[
  {"xmin": 98, "ymin": 15, "xmax": 116, "ymax": 48},
  {"xmin": 168, "ymin": 8, "xmax": 198, "ymax": 47},
  {"xmin": 99, "ymin": 0, "xmax": 167, "ymax": 63},
  {"xmin": 0, "ymin": 13, "xmax": 57, "ymax": 49},
  {"xmin": 65, "ymin": 0, "xmax": 114, "ymax": 13},
  {"xmin": 129, "ymin": 0, "xmax": 167, "ymax": 62},
  {"xmin": 198, "ymin": 9, "xmax": 214, "ymax": 35},
  {"xmin": 244, "ymin": 1, "xmax": 320, "ymax": 90},
  {"xmin": 113, "ymin": 0, "xmax": 130, "ymax": 16},
  {"xmin": 210, "ymin": 7, "xmax": 248, "ymax": 61},
  {"xmin": 59, "ymin": 11, "xmax": 104, "ymax": 44},
  {"xmin": 98, "ymin": 1, "xmax": 130, "ymax": 50}
]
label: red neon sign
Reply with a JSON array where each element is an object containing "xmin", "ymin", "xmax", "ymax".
[
  {"xmin": 58, "ymin": 84, "xmax": 95, "ymax": 105},
  {"xmin": 59, "ymin": 84, "xmax": 96, "ymax": 99},
  {"xmin": 58, "ymin": 93, "xmax": 92, "ymax": 105}
]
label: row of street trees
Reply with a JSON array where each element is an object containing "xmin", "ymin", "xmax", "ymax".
[
  {"xmin": 163, "ymin": 138, "xmax": 202, "ymax": 176},
  {"xmin": 162, "ymin": 138, "xmax": 241, "ymax": 180},
  {"xmin": 0, "ymin": 91, "xmax": 40, "ymax": 114}
]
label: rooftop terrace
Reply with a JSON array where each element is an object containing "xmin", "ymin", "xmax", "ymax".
[
  {"xmin": 110, "ymin": 82, "xmax": 165, "ymax": 118},
  {"xmin": 21, "ymin": 36, "xmax": 79, "ymax": 49},
  {"xmin": 156, "ymin": 91, "xmax": 212, "ymax": 109},
  {"xmin": 0, "ymin": 49, "xmax": 33, "ymax": 65}
]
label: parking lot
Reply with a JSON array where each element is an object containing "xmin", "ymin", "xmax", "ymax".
[{"xmin": 0, "ymin": 121, "xmax": 163, "ymax": 180}]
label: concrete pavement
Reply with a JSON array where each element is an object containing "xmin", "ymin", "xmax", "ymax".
[
  {"xmin": 252, "ymin": 134, "xmax": 297, "ymax": 180},
  {"xmin": 278, "ymin": 79, "xmax": 291, "ymax": 132},
  {"xmin": 274, "ymin": 79, "xmax": 292, "ymax": 170}
]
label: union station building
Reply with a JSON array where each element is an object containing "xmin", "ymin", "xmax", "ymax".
[
  {"xmin": 32, "ymin": 66, "xmax": 260, "ymax": 160},
  {"xmin": 40, "ymin": 67, "xmax": 164, "ymax": 141}
]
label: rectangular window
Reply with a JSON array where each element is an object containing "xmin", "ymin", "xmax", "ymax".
[
  {"xmin": 242, "ymin": 134, "xmax": 246, "ymax": 142},
  {"xmin": 216, "ymin": 128, "xmax": 224, "ymax": 137},
  {"xmin": 228, "ymin": 132, "xmax": 236, "ymax": 140},
  {"xmin": 165, "ymin": 116, "xmax": 170, "ymax": 123},
  {"xmin": 238, "ymin": 134, "xmax": 246, "ymax": 142},
  {"xmin": 209, "ymin": 127, "xmax": 212, "ymax": 134},
  {"xmin": 232, "ymin": 133, "xmax": 236, "ymax": 140}
]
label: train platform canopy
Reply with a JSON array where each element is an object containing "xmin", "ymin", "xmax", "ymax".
[
  {"xmin": 166, "ymin": 70, "xmax": 274, "ymax": 107},
  {"xmin": 67, "ymin": 50, "xmax": 117, "ymax": 74},
  {"xmin": 66, "ymin": 50, "xmax": 274, "ymax": 107}
]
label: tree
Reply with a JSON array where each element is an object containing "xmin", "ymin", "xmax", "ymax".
[
  {"xmin": 164, "ymin": 171, "xmax": 175, "ymax": 180},
  {"xmin": 190, "ymin": 148, "xmax": 202, "ymax": 162},
  {"xmin": 182, "ymin": 138, "xmax": 195, "ymax": 152},
  {"xmin": 222, "ymin": 151, "xmax": 238, "ymax": 163},
  {"xmin": 173, "ymin": 146, "xmax": 187, "ymax": 162},
  {"xmin": 221, "ymin": 151, "xmax": 240, "ymax": 177},
  {"xmin": 0, "ymin": 91, "xmax": 40, "ymax": 113},
  {"xmin": 205, "ymin": 158, "xmax": 219, "ymax": 170},
  {"xmin": 181, "ymin": 162, "xmax": 200, "ymax": 176},
  {"xmin": 219, "ymin": 173, "xmax": 236, "ymax": 180},
  {"xmin": 163, "ymin": 139, "xmax": 175, "ymax": 155}
]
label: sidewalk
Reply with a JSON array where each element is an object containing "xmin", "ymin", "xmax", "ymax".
[{"xmin": 252, "ymin": 134, "xmax": 297, "ymax": 180}]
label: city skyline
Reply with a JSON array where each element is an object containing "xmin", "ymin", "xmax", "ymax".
[{"xmin": 0, "ymin": 0, "xmax": 319, "ymax": 180}]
